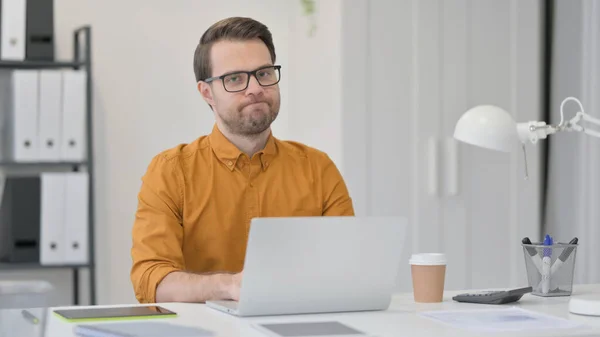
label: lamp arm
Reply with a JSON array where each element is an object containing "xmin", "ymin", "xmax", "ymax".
[
  {"xmin": 558, "ymin": 96, "xmax": 585, "ymax": 127},
  {"xmin": 514, "ymin": 97, "xmax": 597, "ymax": 181},
  {"xmin": 518, "ymin": 97, "xmax": 600, "ymax": 144},
  {"xmin": 565, "ymin": 111, "xmax": 600, "ymax": 138}
]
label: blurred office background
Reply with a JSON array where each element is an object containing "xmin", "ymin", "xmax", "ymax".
[{"xmin": 0, "ymin": 0, "xmax": 598, "ymax": 306}]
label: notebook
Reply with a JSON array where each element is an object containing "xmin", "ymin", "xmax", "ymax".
[{"xmin": 73, "ymin": 321, "xmax": 214, "ymax": 337}]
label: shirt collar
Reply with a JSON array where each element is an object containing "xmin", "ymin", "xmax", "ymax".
[{"xmin": 208, "ymin": 124, "xmax": 278, "ymax": 172}]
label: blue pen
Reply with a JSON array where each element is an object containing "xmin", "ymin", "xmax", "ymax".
[{"xmin": 541, "ymin": 234, "xmax": 553, "ymax": 294}]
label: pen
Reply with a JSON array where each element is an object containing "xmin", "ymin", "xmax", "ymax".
[
  {"xmin": 550, "ymin": 237, "xmax": 578, "ymax": 275},
  {"xmin": 522, "ymin": 237, "xmax": 543, "ymax": 274},
  {"xmin": 21, "ymin": 309, "xmax": 39, "ymax": 325},
  {"xmin": 542, "ymin": 234, "xmax": 553, "ymax": 294}
]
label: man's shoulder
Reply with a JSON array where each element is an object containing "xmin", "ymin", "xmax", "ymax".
[
  {"xmin": 148, "ymin": 135, "xmax": 209, "ymax": 166},
  {"xmin": 276, "ymin": 139, "xmax": 332, "ymax": 163}
]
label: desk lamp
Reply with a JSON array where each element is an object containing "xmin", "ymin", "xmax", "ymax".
[{"xmin": 453, "ymin": 96, "xmax": 600, "ymax": 316}]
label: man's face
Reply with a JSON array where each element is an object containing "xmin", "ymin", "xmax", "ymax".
[{"xmin": 199, "ymin": 39, "xmax": 280, "ymax": 136}]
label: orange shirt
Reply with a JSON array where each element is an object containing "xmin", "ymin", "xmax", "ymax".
[{"xmin": 130, "ymin": 125, "xmax": 355, "ymax": 303}]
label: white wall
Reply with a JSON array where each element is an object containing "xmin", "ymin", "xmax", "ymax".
[
  {"xmin": 46, "ymin": 0, "xmax": 351, "ymax": 305},
  {"xmin": 21, "ymin": 0, "xmax": 353, "ymax": 305},
  {"xmin": 14, "ymin": 0, "xmax": 294, "ymax": 305},
  {"xmin": 0, "ymin": 0, "xmax": 547, "ymax": 305},
  {"xmin": 546, "ymin": 0, "xmax": 600, "ymax": 285},
  {"xmin": 287, "ymin": 0, "xmax": 343, "ymax": 168},
  {"xmin": 362, "ymin": 0, "xmax": 543, "ymax": 291}
]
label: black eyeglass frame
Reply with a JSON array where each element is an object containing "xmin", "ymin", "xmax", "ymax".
[{"xmin": 202, "ymin": 65, "xmax": 282, "ymax": 92}]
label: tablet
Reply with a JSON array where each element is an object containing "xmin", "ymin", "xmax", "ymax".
[{"xmin": 53, "ymin": 305, "xmax": 177, "ymax": 323}]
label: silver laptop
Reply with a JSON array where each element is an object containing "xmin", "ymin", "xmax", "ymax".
[{"xmin": 206, "ymin": 216, "xmax": 407, "ymax": 317}]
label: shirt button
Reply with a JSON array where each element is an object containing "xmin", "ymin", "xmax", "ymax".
[{"xmin": 227, "ymin": 161, "xmax": 233, "ymax": 167}]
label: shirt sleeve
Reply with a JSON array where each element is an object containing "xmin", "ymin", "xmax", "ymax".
[
  {"xmin": 130, "ymin": 154, "xmax": 185, "ymax": 303},
  {"xmin": 319, "ymin": 154, "xmax": 355, "ymax": 216}
]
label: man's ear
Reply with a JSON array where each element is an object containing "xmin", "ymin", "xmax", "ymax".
[{"xmin": 198, "ymin": 81, "xmax": 215, "ymax": 107}]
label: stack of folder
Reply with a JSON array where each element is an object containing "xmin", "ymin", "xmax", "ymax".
[
  {"xmin": 0, "ymin": 172, "xmax": 90, "ymax": 265},
  {"xmin": 40, "ymin": 172, "xmax": 89, "ymax": 265},
  {"xmin": 0, "ymin": 0, "xmax": 88, "ymax": 265},
  {"xmin": 0, "ymin": 69, "xmax": 87, "ymax": 163}
]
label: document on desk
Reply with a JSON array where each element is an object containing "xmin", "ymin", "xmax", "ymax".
[{"xmin": 419, "ymin": 307, "xmax": 583, "ymax": 332}]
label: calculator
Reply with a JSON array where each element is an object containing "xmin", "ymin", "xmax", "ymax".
[{"xmin": 452, "ymin": 286, "xmax": 532, "ymax": 304}]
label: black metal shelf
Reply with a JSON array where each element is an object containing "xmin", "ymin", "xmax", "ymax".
[
  {"xmin": 0, "ymin": 262, "xmax": 91, "ymax": 270},
  {"xmin": 0, "ymin": 26, "xmax": 96, "ymax": 307},
  {"xmin": 0, "ymin": 60, "xmax": 85, "ymax": 69}
]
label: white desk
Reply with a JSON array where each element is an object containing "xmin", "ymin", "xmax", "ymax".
[{"xmin": 5, "ymin": 284, "xmax": 600, "ymax": 337}]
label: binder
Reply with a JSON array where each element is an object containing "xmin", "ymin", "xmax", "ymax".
[
  {"xmin": 25, "ymin": 0, "xmax": 54, "ymax": 60},
  {"xmin": 63, "ymin": 172, "xmax": 88, "ymax": 264},
  {"xmin": 0, "ymin": 70, "xmax": 11, "ymax": 160},
  {"xmin": 38, "ymin": 69, "xmax": 62, "ymax": 161},
  {"xmin": 0, "ymin": 0, "xmax": 26, "ymax": 60},
  {"xmin": 60, "ymin": 70, "xmax": 86, "ymax": 161},
  {"xmin": 10, "ymin": 70, "xmax": 39, "ymax": 161},
  {"xmin": 0, "ymin": 176, "xmax": 41, "ymax": 263},
  {"xmin": 40, "ymin": 173, "xmax": 65, "ymax": 265}
]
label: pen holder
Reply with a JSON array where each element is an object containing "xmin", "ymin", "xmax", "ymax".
[{"xmin": 522, "ymin": 242, "xmax": 578, "ymax": 297}]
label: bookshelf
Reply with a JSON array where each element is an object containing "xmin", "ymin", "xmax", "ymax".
[{"xmin": 0, "ymin": 26, "xmax": 95, "ymax": 306}]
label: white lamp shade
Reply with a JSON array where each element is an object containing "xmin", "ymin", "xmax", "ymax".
[{"xmin": 453, "ymin": 105, "xmax": 518, "ymax": 153}]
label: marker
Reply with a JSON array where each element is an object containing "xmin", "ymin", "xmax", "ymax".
[
  {"xmin": 522, "ymin": 237, "xmax": 543, "ymax": 274},
  {"xmin": 21, "ymin": 309, "xmax": 39, "ymax": 325},
  {"xmin": 550, "ymin": 237, "xmax": 578, "ymax": 275},
  {"xmin": 542, "ymin": 234, "xmax": 553, "ymax": 294}
]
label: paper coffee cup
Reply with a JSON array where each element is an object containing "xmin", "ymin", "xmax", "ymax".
[{"xmin": 409, "ymin": 253, "xmax": 447, "ymax": 303}]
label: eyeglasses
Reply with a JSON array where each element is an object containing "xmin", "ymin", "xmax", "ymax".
[{"xmin": 203, "ymin": 65, "xmax": 282, "ymax": 93}]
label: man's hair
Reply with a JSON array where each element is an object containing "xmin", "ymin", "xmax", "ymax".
[{"xmin": 193, "ymin": 17, "xmax": 276, "ymax": 82}]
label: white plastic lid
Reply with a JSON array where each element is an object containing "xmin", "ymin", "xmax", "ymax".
[
  {"xmin": 409, "ymin": 253, "xmax": 447, "ymax": 266},
  {"xmin": 569, "ymin": 295, "xmax": 600, "ymax": 316}
]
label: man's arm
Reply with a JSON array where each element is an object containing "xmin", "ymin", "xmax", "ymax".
[
  {"xmin": 155, "ymin": 271, "xmax": 242, "ymax": 303},
  {"xmin": 130, "ymin": 154, "xmax": 239, "ymax": 303},
  {"xmin": 319, "ymin": 154, "xmax": 355, "ymax": 216}
]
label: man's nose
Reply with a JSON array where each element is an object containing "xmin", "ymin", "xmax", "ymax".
[{"xmin": 245, "ymin": 75, "xmax": 265, "ymax": 96}]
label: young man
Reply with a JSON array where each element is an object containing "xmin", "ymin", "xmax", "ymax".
[{"xmin": 130, "ymin": 17, "xmax": 354, "ymax": 304}]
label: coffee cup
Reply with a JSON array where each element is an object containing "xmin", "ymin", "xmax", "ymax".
[{"xmin": 409, "ymin": 253, "xmax": 447, "ymax": 303}]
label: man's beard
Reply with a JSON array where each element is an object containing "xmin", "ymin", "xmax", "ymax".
[{"xmin": 220, "ymin": 98, "xmax": 280, "ymax": 136}]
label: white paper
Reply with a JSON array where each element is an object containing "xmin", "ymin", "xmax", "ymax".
[{"xmin": 420, "ymin": 307, "xmax": 583, "ymax": 332}]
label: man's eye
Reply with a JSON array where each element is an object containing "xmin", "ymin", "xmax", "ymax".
[
  {"xmin": 258, "ymin": 70, "xmax": 273, "ymax": 77},
  {"xmin": 227, "ymin": 76, "xmax": 240, "ymax": 82}
]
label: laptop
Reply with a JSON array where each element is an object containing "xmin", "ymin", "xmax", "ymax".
[{"xmin": 206, "ymin": 216, "xmax": 407, "ymax": 317}]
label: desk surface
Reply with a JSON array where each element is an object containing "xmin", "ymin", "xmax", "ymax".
[{"xmin": 5, "ymin": 284, "xmax": 600, "ymax": 337}]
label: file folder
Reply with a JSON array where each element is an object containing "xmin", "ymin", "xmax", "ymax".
[
  {"xmin": 38, "ymin": 70, "xmax": 62, "ymax": 161},
  {"xmin": 25, "ymin": 0, "xmax": 54, "ymax": 60},
  {"xmin": 0, "ymin": 176, "xmax": 41, "ymax": 263},
  {"xmin": 40, "ymin": 173, "xmax": 65, "ymax": 265},
  {"xmin": 0, "ymin": 0, "xmax": 26, "ymax": 60},
  {"xmin": 63, "ymin": 172, "xmax": 88, "ymax": 264},
  {"xmin": 0, "ymin": 70, "xmax": 40, "ymax": 162},
  {"xmin": 0, "ymin": 70, "xmax": 11, "ymax": 160},
  {"xmin": 60, "ymin": 70, "xmax": 86, "ymax": 161}
]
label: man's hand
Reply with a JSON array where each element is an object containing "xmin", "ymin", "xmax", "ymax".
[
  {"xmin": 228, "ymin": 271, "xmax": 243, "ymax": 301},
  {"xmin": 155, "ymin": 270, "xmax": 243, "ymax": 303}
]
